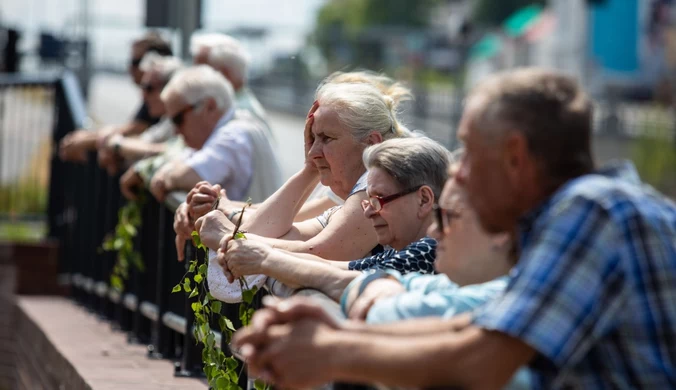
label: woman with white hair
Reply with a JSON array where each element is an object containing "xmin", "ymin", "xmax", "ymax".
[
  {"xmin": 212, "ymin": 137, "xmax": 450, "ymax": 302},
  {"xmin": 195, "ymin": 74, "xmax": 412, "ymax": 255}
]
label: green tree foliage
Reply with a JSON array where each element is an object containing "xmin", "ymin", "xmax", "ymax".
[{"xmin": 313, "ymin": 0, "xmax": 443, "ymax": 63}]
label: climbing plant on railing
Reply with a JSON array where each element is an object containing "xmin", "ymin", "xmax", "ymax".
[
  {"xmin": 172, "ymin": 201, "xmax": 267, "ymax": 390},
  {"xmin": 101, "ymin": 193, "xmax": 146, "ymax": 291}
]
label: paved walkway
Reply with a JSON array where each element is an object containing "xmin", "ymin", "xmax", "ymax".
[{"xmin": 18, "ymin": 296, "xmax": 207, "ymax": 389}]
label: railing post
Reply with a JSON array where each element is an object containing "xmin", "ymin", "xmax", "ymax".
[
  {"xmin": 149, "ymin": 205, "xmax": 170, "ymax": 359},
  {"xmin": 175, "ymin": 242, "xmax": 203, "ymax": 377}
]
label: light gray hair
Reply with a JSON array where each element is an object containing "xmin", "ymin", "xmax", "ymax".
[
  {"xmin": 139, "ymin": 53, "xmax": 184, "ymax": 83},
  {"xmin": 362, "ymin": 137, "xmax": 453, "ymax": 200},
  {"xmin": 207, "ymin": 42, "xmax": 249, "ymax": 86},
  {"xmin": 189, "ymin": 33, "xmax": 238, "ymax": 56},
  {"xmin": 315, "ymin": 73, "xmax": 413, "ymax": 141},
  {"xmin": 160, "ymin": 65, "xmax": 234, "ymax": 111}
]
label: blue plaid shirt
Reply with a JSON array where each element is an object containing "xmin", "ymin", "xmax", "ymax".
[{"xmin": 473, "ymin": 161, "xmax": 676, "ymax": 389}]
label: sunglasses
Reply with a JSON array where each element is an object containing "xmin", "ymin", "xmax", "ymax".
[
  {"xmin": 361, "ymin": 186, "xmax": 422, "ymax": 213},
  {"xmin": 141, "ymin": 83, "xmax": 164, "ymax": 94},
  {"xmin": 433, "ymin": 204, "xmax": 461, "ymax": 233},
  {"xmin": 170, "ymin": 104, "xmax": 199, "ymax": 127}
]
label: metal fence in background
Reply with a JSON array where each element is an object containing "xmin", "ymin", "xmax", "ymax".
[{"xmin": 0, "ymin": 75, "xmax": 58, "ymax": 222}]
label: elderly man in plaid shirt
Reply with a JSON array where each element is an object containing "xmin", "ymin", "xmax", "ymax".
[{"xmin": 232, "ymin": 68, "xmax": 676, "ymax": 389}]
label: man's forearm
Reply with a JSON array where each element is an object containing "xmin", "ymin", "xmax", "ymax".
[
  {"xmin": 165, "ymin": 164, "xmax": 203, "ymax": 192},
  {"xmin": 329, "ymin": 321, "xmax": 515, "ymax": 389},
  {"xmin": 118, "ymin": 138, "xmax": 165, "ymax": 161}
]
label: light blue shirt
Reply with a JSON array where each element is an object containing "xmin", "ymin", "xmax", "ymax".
[{"xmin": 366, "ymin": 272, "xmax": 531, "ymax": 390}]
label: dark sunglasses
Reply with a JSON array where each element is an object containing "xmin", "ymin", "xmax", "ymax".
[
  {"xmin": 361, "ymin": 186, "xmax": 422, "ymax": 212},
  {"xmin": 171, "ymin": 104, "xmax": 198, "ymax": 127},
  {"xmin": 140, "ymin": 83, "xmax": 164, "ymax": 94},
  {"xmin": 433, "ymin": 204, "xmax": 461, "ymax": 233}
]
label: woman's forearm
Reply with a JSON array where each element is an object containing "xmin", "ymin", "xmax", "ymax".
[
  {"xmin": 241, "ymin": 168, "xmax": 320, "ymax": 237},
  {"xmin": 261, "ymin": 251, "xmax": 359, "ymax": 300}
]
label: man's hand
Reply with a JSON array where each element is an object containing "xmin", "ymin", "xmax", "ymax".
[
  {"xmin": 174, "ymin": 202, "xmax": 194, "ymax": 261},
  {"xmin": 187, "ymin": 182, "xmax": 220, "ymax": 219},
  {"xmin": 347, "ymin": 278, "xmax": 405, "ymax": 320},
  {"xmin": 217, "ymin": 238, "xmax": 272, "ymax": 283},
  {"xmin": 240, "ymin": 319, "xmax": 342, "ymax": 388},
  {"xmin": 194, "ymin": 210, "xmax": 234, "ymax": 250},
  {"xmin": 97, "ymin": 148, "xmax": 120, "ymax": 176},
  {"xmin": 120, "ymin": 166, "xmax": 143, "ymax": 200},
  {"xmin": 149, "ymin": 170, "xmax": 169, "ymax": 202},
  {"xmin": 59, "ymin": 129, "xmax": 95, "ymax": 162}
]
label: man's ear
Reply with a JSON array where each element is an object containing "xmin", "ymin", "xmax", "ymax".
[
  {"xmin": 365, "ymin": 131, "xmax": 383, "ymax": 146},
  {"xmin": 503, "ymin": 131, "xmax": 529, "ymax": 181},
  {"xmin": 204, "ymin": 97, "xmax": 218, "ymax": 113}
]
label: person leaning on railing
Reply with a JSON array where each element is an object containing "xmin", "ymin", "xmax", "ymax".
[
  {"xmin": 176, "ymin": 71, "xmax": 410, "ymax": 256},
  {"xmin": 190, "ymin": 77, "xmax": 414, "ymax": 268},
  {"xmin": 58, "ymin": 32, "xmax": 173, "ymax": 164},
  {"xmin": 94, "ymin": 54, "xmax": 183, "ymax": 182},
  {"xmin": 141, "ymin": 65, "xmax": 280, "ymax": 207},
  {"xmin": 214, "ymin": 137, "xmax": 450, "ymax": 299},
  {"xmin": 231, "ymin": 68, "xmax": 676, "ymax": 390}
]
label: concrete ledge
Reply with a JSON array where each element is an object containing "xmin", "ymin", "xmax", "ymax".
[{"xmin": 14, "ymin": 297, "xmax": 206, "ymax": 389}]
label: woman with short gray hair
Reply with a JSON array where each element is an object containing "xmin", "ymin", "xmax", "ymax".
[{"xmin": 217, "ymin": 137, "xmax": 453, "ymax": 303}]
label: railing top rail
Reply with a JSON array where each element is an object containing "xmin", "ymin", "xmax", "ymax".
[{"xmin": 0, "ymin": 72, "xmax": 63, "ymax": 87}]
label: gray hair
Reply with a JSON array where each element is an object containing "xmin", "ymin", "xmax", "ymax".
[
  {"xmin": 468, "ymin": 67, "xmax": 594, "ymax": 183},
  {"xmin": 315, "ymin": 73, "xmax": 413, "ymax": 141},
  {"xmin": 139, "ymin": 53, "xmax": 184, "ymax": 83},
  {"xmin": 207, "ymin": 42, "xmax": 249, "ymax": 86},
  {"xmin": 189, "ymin": 33, "xmax": 238, "ymax": 56},
  {"xmin": 160, "ymin": 65, "xmax": 234, "ymax": 111},
  {"xmin": 362, "ymin": 137, "xmax": 453, "ymax": 200}
]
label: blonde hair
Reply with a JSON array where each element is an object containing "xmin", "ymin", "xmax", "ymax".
[
  {"xmin": 161, "ymin": 65, "xmax": 234, "ymax": 111},
  {"xmin": 315, "ymin": 71, "xmax": 413, "ymax": 141}
]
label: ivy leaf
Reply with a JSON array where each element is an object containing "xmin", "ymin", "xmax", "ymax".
[
  {"xmin": 254, "ymin": 379, "xmax": 268, "ymax": 390},
  {"xmin": 214, "ymin": 377, "xmax": 229, "ymax": 390},
  {"xmin": 198, "ymin": 264, "xmax": 208, "ymax": 275},
  {"xmin": 211, "ymin": 301, "xmax": 222, "ymax": 314},
  {"xmin": 191, "ymin": 301, "xmax": 202, "ymax": 313},
  {"xmin": 183, "ymin": 277, "xmax": 192, "ymax": 292},
  {"xmin": 194, "ymin": 273, "xmax": 203, "ymax": 283},
  {"xmin": 123, "ymin": 223, "xmax": 137, "ymax": 236},
  {"xmin": 206, "ymin": 333, "xmax": 215, "ymax": 349},
  {"xmin": 191, "ymin": 231, "xmax": 205, "ymax": 250},
  {"xmin": 172, "ymin": 284, "xmax": 182, "ymax": 293},
  {"xmin": 188, "ymin": 261, "xmax": 196, "ymax": 273},
  {"xmin": 189, "ymin": 288, "xmax": 199, "ymax": 298},
  {"xmin": 242, "ymin": 289, "xmax": 255, "ymax": 305},
  {"xmin": 233, "ymin": 231, "xmax": 247, "ymax": 240},
  {"xmin": 113, "ymin": 238, "xmax": 125, "ymax": 250}
]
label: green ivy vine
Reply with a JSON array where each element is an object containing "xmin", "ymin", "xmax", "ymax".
[
  {"xmin": 172, "ymin": 203, "xmax": 267, "ymax": 390},
  {"xmin": 102, "ymin": 194, "xmax": 146, "ymax": 291}
]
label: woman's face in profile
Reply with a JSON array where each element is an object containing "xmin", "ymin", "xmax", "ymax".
[{"xmin": 428, "ymin": 176, "xmax": 513, "ymax": 286}]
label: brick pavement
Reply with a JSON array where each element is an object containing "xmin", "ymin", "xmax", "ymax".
[{"xmin": 16, "ymin": 296, "xmax": 207, "ymax": 390}]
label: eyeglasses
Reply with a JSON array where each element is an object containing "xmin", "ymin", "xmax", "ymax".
[
  {"xmin": 433, "ymin": 204, "xmax": 461, "ymax": 233},
  {"xmin": 170, "ymin": 104, "xmax": 198, "ymax": 127},
  {"xmin": 361, "ymin": 186, "xmax": 422, "ymax": 213}
]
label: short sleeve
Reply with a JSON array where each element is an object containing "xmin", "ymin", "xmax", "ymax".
[
  {"xmin": 472, "ymin": 195, "xmax": 627, "ymax": 370},
  {"xmin": 184, "ymin": 123, "xmax": 253, "ymax": 195},
  {"xmin": 348, "ymin": 237, "xmax": 436, "ymax": 274},
  {"xmin": 367, "ymin": 277, "xmax": 507, "ymax": 324},
  {"xmin": 347, "ymin": 171, "xmax": 368, "ymax": 198}
]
